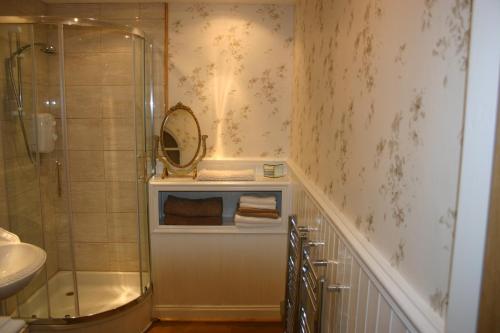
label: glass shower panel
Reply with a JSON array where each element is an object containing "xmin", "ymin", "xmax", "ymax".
[
  {"xmin": 0, "ymin": 22, "xmax": 77, "ymax": 319},
  {"xmin": 61, "ymin": 24, "xmax": 109, "ymax": 291},
  {"xmin": 63, "ymin": 25, "xmax": 143, "ymax": 316},
  {"xmin": 1, "ymin": 24, "xmax": 41, "ymax": 246},
  {"xmin": 133, "ymin": 35, "xmax": 152, "ymax": 294},
  {"xmin": 0, "ymin": 23, "xmax": 50, "ymax": 318},
  {"xmin": 0, "ymin": 22, "xmax": 30, "ymax": 317},
  {"xmin": 40, "ymin": 22, "xmax": 77, "ymax": 319}
]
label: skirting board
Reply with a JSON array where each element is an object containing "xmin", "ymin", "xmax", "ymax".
[{"xmin": 153, "ymin": 305, "xmax": 281, "ymax": 321}]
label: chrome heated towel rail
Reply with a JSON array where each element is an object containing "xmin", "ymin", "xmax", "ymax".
[
  {"xmin": 284, "ymin": 215, "xmax": 350, "ymax": 333},
  {"xmin": 284, "ymin": 215, "xmax": 309, "ymax": 333}
]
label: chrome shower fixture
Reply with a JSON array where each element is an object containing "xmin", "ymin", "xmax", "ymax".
[
  {"xmin": 11, "ymin": 42, "xmax": 57, "ymax": 58},
  {"xmin": 5, "ymin": 37, "xmax": 57, "ymax": 164}
]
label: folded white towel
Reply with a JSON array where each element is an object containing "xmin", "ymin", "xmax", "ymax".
[
  {"xmin": 0, "ymin": 317, "xmax": 26, "ymax": 333},
  {"xmin": 234, "ymin": 214, "xmax": 280, "ymax": 224},
  {"xmin": 239, "ymin": 202, "xmax": 277, "ymax": 210},
  {"xmin": 236, "ymin": 221, "xmax": 281, "ymax": 227},
  {"xmin": 197, "ymin": 169, "xmax": 256, "ymax": 181},
  {"xmin": 239, "ymin": 195, "xmax": 276, "ymax": 205}
]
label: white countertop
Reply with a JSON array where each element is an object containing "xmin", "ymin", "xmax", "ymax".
[{"xmin": 149, "ymin": 174, "xmax": 291, "ymax": 187}]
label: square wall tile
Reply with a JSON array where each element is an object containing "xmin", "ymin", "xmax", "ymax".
[
  {"xmin": 100, "ymin": 3, "xmax": 139, "ymax": 19},
  {"xmin": 55, "ymin": 213, "xmax": 70, "ymax": 241},
  {"xmin": 53, "ymin": 181, "xmax": 70, "ymax": 214},
  {"xmin": 8, "ymin": 189, "xmax": 43, "ymax": 232},
  {"xmin": 64, "ymin": 26, "xmax": 101, "ymax": 54},
  {"xmin": 64, "ymin": 53, "xmax": 102, "ymax": 85},
  {"xmin": 45, "ymin": 246, "xmax": 59, "ymax": 279},
  {"xmin": 4, "ymin": 157, "xmax": 38, "ymax": 196},
  {"xmin": 69, "ymin": 150, "xmax": 105, "ymax": 181},
  {"xmin": 103, "ymin": 118, "xmax": 135, "ymax": 150},
  {"xmin": 136, "ymin": 19, "xmax": 164, "ymax": 44},
  {"xmin": 0, "ymin": 200, "xmax": 8, "ymax": 230},
  {"xmin": 107, "ymin": 212, "xmax": 138, "ymax": 242},
  {"xmin": 101, "ymin": 53, "xmax": 133, "ymax": 84},
  {"xmin": 72, "ymin": 213, "xmax": 107, "ymax": 242},
  {"xmin": 108, "ymin": 242, "xmax": 139, "ymax": 271},
  {"xmin": 67, "ymin": 119, "xmax": 103, "ymax": 150},
  {"xmin": 47, "ymin": 4, "xmax": 100, "ymax": 18},
  {"xmin": 104, "ymin": 150, "xmax": 137, "ymax": 181},
  {"xmin": 57, "ymin": 241, "xmax": 73, "ymax": 270},
  {"xmin": 70, "ymin": 181, "xmax": 106, "ymax": 213},
  {"xmin": 105, "ymin": 181, "xmax": 137, "ymax": 213},
  {"xmin": 101, "ymin": 86, "xmax": 134, "ymax": 118},
  {"xmin": 1, "ymin": 121, "xmax": 22, "ymax": 159},
  {"xmin": 65, "ymin": 86, "xmax": 102, "ymax": 119},
  {"xmin": 74, "ymin": 242, "xmax": 109, "ymax": 271},
  {"xmin": 139, "ymin": 3, "xmax": 165, "ymax": 19},
  {"xmin": 101, "ymin": 29, "xmax": 134, "ymax": 53}
]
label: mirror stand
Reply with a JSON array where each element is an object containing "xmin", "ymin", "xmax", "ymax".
[{"xmin": 157, "ymin": 102, "xmax": 208, "ymax": 179}]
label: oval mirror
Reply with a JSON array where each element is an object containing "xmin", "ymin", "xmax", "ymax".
[{"xmin": 160, "ymin": 103, "xmax": 201, "ymax": 169}]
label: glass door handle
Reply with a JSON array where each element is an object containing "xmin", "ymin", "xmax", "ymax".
[
  {"xmin": 55, "ymin": 160, "xmax": 62, "ymax": 197},
  {"xmin": 153, "ymin": 135, "xmax": 159, "ymax": 165},
  {"xmin": 137, "ymin": 156, "xmax": 148, "ymax": 182}
]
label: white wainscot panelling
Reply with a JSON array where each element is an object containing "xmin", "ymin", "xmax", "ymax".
[
  {"xmin": 151, "ymin": 233, "xmax": 287, "ymax": 320},
  {"xmin": 292, "ymin": 181, "xmax": 415, "ymax": 333}
]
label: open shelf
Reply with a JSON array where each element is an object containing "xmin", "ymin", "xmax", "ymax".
[
  {"xmin": 149, "ymin": 175, "xmax": 291, "ymax": 235},
  {"xmin": 159, "ymin": 190, "xmax": 282, "ymax": 221}
]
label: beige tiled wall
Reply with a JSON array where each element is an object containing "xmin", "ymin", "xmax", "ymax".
[
  {"xmin": 0, "ymin": 0, "xmax": 47, "ymax": 15},
  {"xmin": 46, "ymin": 3, "xmax": 165, "ymax": 272}
]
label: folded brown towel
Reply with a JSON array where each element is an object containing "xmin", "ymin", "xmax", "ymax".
[
  {"xmin": 237, "ymin": 207, "xmax": 280, "ymax": 219},
  {"xmin": 164, "ymin": 214, "xmax": 222, "ymax": 226},
  {"xmin": 164, "ymin": 195, "xmax": 223, "ymax": 217}
]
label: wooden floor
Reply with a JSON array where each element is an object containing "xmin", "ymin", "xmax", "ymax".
[{"xmin": 147, "ymin": 321, "xmax": 284, "ymax": 333}]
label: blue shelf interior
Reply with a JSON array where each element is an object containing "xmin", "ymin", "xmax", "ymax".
[{"xmin": 158, "ymin": 191, "xmax": 283, "ymax": 225}]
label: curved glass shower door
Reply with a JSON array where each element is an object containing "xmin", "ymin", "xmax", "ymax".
[
  {"xmin": 0, "ymin": 17, "xmax": 152, "ymax": 322},
  {"xmin": 0, "ymin": 21, "xmax": 77, "ymax": 319}
]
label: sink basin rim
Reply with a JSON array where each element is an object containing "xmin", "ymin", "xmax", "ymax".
[{"xmin": 0, "ymin": 243, "xmax": 47, "ymax": 288}]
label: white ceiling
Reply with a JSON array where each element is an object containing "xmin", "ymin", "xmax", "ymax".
[{"xmin": 43, "ymin": 0, "xmax": 294, "ymax": 4}]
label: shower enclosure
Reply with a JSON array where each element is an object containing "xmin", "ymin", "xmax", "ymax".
[{"xmin": 0, "ymin": 16, "xmax": 153, "ymax": 322}]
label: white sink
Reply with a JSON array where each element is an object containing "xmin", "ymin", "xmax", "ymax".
[{"xmin": 0, "ymin": 228, "xmax": 46, "ymax": 300}]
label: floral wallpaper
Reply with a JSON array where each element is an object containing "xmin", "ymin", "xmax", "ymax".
[
  {"xmin": 168, "ymin": 3, "xmax": 293, "ymax": 159},
  {"xmin": 290, "ymin": 0, "xmax": 471, "ymax": 317}
]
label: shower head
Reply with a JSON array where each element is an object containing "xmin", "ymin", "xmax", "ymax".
[
  {"xmin": 41, "ymin": 44, "xmax": 56, "ymax": 54},
  {"xmin": 11, "ymin": 42, "xmax": 57, "ymax": 57}
]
